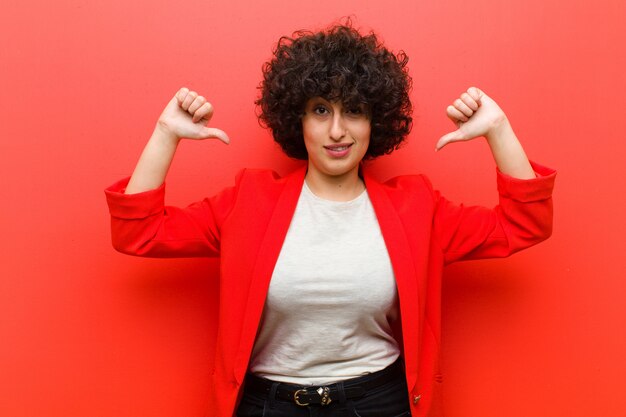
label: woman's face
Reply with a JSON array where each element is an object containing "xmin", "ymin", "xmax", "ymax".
[{"xmin": 302, "ymin": 97, "xmax": 371, "ymax": 182}]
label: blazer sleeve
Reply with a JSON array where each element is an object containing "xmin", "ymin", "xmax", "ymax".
[
  {"xmin": 433, "ymin": 161, "xmax": 556, "ymax": 264},
  {"xmin": 104, "ymin": 173, "xmax": 240, "ymax": 258}
]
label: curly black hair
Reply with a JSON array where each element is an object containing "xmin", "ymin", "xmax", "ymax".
[{"xmin": 256, "ymin": 23, "xmax": 413, "ymax": 160}]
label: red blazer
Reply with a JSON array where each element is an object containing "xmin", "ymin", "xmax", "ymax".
[{"xmin": 105, "ymin": 162, "xmax": 555, "ymax": 417}]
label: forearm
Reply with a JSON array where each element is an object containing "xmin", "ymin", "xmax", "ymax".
[
  {"xmin": 125, "ymin": 125, "xmax": 181, "ymax": 194},
  {"xmin": 485, "ymin": 118, "xmax": 535, "ymax": 180}
]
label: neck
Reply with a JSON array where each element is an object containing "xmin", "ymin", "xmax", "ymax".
[{"xmin": 304, "ymin": 166, "xmax": 365, "ymax": 202}]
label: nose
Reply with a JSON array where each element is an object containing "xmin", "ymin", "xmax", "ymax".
[{"xmin": 329, "ymin": 113, "xmax": 347, "ymax": 141}]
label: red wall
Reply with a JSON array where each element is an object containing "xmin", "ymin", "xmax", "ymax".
[{"xmin": 1, "ymin": 1, "xmax": 625, "ymax": 416}]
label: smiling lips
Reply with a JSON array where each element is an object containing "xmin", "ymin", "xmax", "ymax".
[{"xmin": 324, "ymin": 143, "xmax": 353, "ymax": 157}]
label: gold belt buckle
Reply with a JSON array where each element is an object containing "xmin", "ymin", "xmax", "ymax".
[
  {"xmin": 293, "ymin": 386, "xmax": 332, "ymax": 406},
  {"xmin": 294, "ymin": 389, "xmax": 309, "ymax": 406}
]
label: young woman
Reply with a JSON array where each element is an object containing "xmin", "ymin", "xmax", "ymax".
[{"xmin": 106, "ymin": 24, "xmax": 555, "ymax": 417}]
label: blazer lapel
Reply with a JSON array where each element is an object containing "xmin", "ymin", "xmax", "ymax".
[
  {"xmin": 363, "ymin": 169, "xmax": 421, "ymax": 392},
  {"xmin": 234, "ymin": 165, "xmax": 307, "ymax": 383}
]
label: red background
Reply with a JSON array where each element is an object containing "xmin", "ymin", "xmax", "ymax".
[{"xmin": 1, "ymin": 1, "xmax": 625, "ymax": 416}]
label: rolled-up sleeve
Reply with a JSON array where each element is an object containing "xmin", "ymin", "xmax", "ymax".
[
  {"xmin": 435, "ymin": 161, "xmax": 556, "ymax": 264},
  {"xmin": 105, "ymin": 176, "xmax": 238, "ymax": 258}
]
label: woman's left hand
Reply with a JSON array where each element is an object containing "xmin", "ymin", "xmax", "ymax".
[{"xmin": 435, "ymin": 87, "xmax": 509, "ymax": 151}]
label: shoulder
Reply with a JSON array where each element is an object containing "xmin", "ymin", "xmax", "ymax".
[
  {"xmin": 365, "ymin": 170, "xmax": 435, "ymax": 196},
  {"xmin": 233, "ymin": 168, "xmax": 281, "ymax": 187},
  {"xmin": 364, "ymin": 170, "xmax": 439, "ymax": 214},
  {"xmin": 224, "ymin": 166, "xmax": 306, "ymax": 209},
  {"xmin": 234, "ymin": 166, "xmax": 306, "ymax": 189}
]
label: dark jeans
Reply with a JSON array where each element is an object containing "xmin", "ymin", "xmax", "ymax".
[{"xmin": 236, "ymin": 362, "xmax": 411, "ymax": 417}]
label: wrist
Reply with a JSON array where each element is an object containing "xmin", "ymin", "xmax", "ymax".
[
  {"xmin": 153, "ymin": 121, "xmax": 182, "ymax": 146},
  {"xmin": 485, "ymin": 116, "xmax": 512, "ymax": 144}
]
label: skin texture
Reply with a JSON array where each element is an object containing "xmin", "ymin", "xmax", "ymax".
[{"xmin": 124, "ymin": 86, "xmax": 534, "ymax": 196}]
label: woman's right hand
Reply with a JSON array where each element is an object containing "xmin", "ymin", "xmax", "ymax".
[
  {"xmin": 123, "ymin": 88, "xmax": 229, "ymax": 194},
  {"xmin": 156, "ymin": 87, "xmax": 230, "ymax": 144}
]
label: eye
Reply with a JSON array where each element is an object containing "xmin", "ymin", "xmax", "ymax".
[
  {"xmin": 345, "ymin": 105, "xmax": 368, "ymax": 118},
  {"xmin": 313, "ymin": 105, "xmax": 329, "ymax": 115}
]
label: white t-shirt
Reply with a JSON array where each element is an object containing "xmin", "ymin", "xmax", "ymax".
[{"xmin": 249, "ymin": 182, "xmax": 401, "ymax": 385}]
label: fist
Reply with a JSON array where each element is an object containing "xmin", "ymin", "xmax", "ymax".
[
  {"xmin": 156, "ymin": 87, "xmax": 229, "ymax": 143},
  {"xmin": 436, "ymin": 87, "xmax": 508, "ymax": 151}
]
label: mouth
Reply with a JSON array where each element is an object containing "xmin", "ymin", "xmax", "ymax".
[
  {"xmin": 324, "ymin": 143, "xmax": 353, "ymax": 157},
  {"xmin": 324, "ymin": 144, "xmax": 351, "ymax": 150}
]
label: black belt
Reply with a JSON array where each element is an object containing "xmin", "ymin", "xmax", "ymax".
[{"xmin": 243, "ymin": 359, "xmax": 404, "ymax": 407}]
